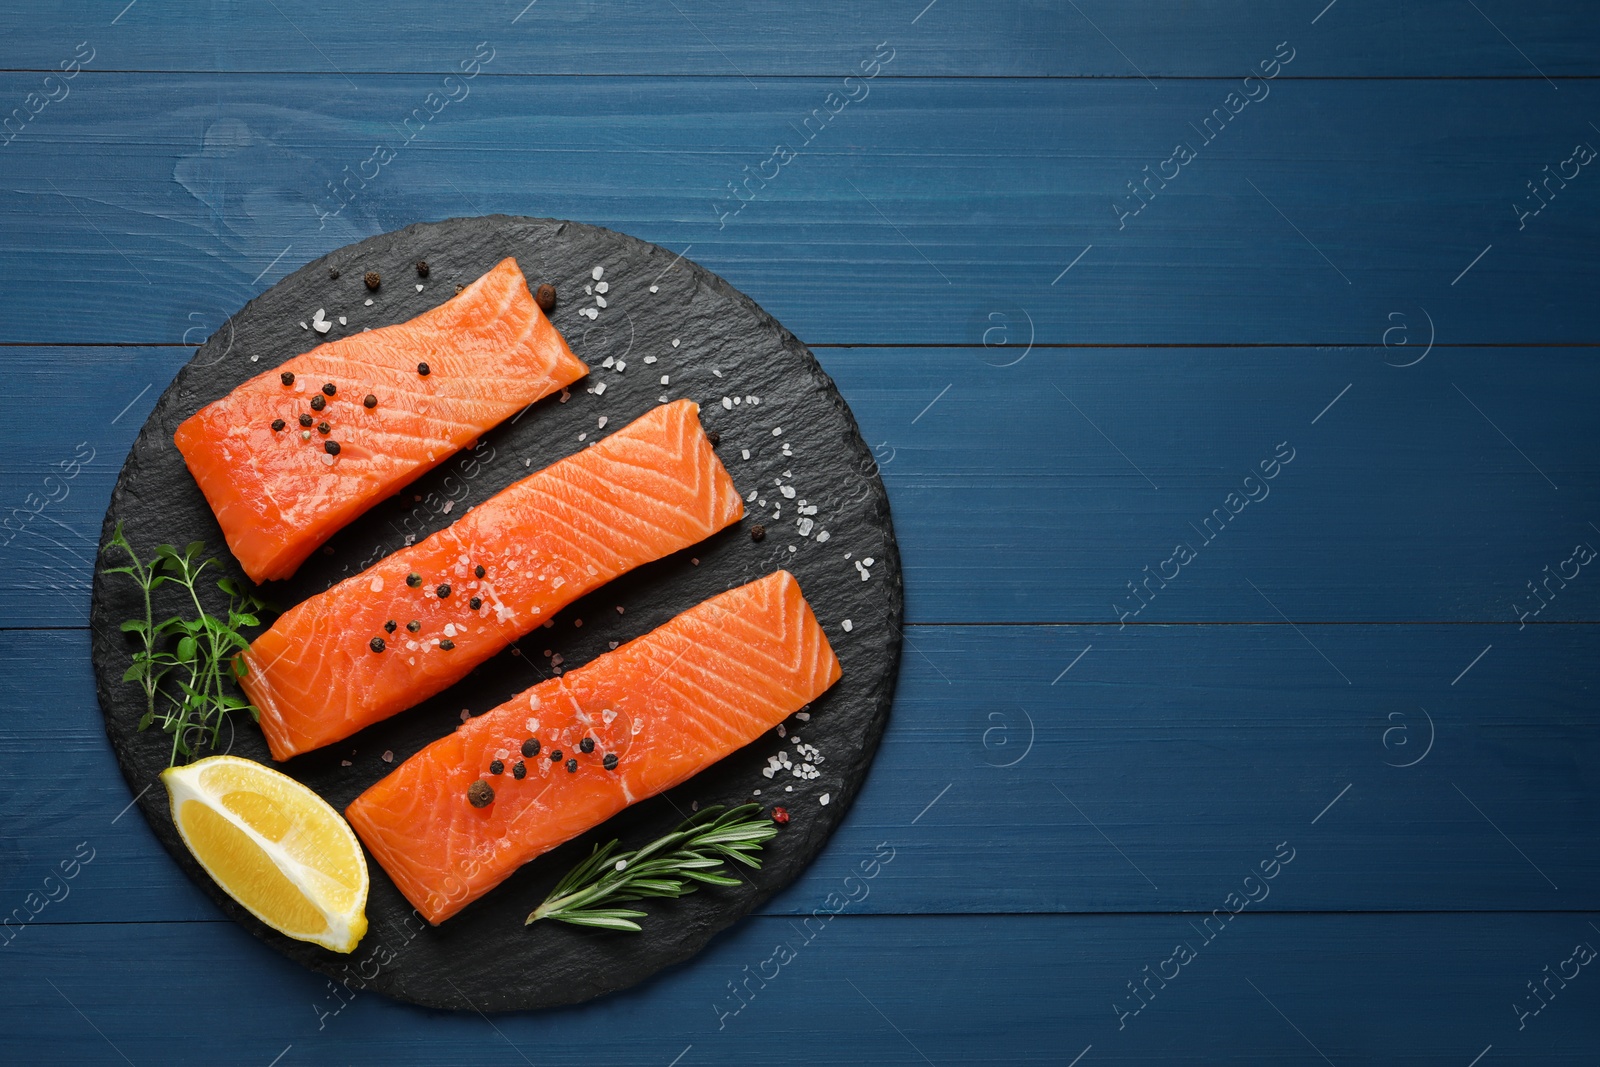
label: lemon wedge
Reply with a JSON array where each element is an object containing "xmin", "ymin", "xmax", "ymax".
[{"xmin": 162, "ymin": 755, "xmax": 368, "ymax": 954}]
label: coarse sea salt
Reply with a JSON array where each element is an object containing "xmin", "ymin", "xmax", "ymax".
[
  {"xmin": 722, "ymin": 397, "xmax": 733, "ymax": 410},
  {"xmin": 370, "ymin": 575, "xmax": 384, "ymax": 592},
  {"xmin": 741, "ymin": 449, "xmax": 750, "ymax": 460},
  {"xmin": 841, "ymin": 619, "xmax": 853, "ymax": 632},
  {"xmin": 596, "ymin": 281, "xmax": 609, "ymax": 294},
  {"xmin": 649, "ymin": 284, "xmax": 659, "ymax": 293},
  {"xmin": 671, "ymin": 338, "xmax": 680, "ymax": 348},
  {"xmin": 592, "ymin": 265, "xmax": 604, "ymax": 280}
]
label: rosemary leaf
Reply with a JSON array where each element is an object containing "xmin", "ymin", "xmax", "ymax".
[{"xmin": 526, "ymin": 804, "xmax": 779, "ymax": 931}]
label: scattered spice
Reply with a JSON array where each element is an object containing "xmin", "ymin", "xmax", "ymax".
[
  {"xmin": 328, "ymin": 268, "xmax": 340, "ymax": 280},
  {"xmin": 771, "ymin": 806, "xmax": 790, "ymax": 825},
  {"xmin": 317, "ymin": 421, "xmax": 331, "ymax": 435},
  {"xmin": 298, "ymin": 413, "xmax": 313, "ymax": 427},
  {"xmin": 706, "ymin": 430, "xmax": 721, "ymax": 447},
  {"xmin": 535, "ymin": 283, "xmax": 557, "ymax": 312},
  {"xmin": 602, "ymin": 753, "xmax": 619, "ymax": 771},
  {"xmin": 417, "ymin": 362, "xmax": 430, "ymax": 377},
  {"xmin": 383, "ymin": 620, "xmax": 397, "ymax": 633},
  {"xmin": 566, "ymin": 758, "xmax": 578, "ymax": 773},
  {"xmin": 750, "ymin": 524, "xmax": 766, "ymax": 542},
  {"xmin": 321, "ymin": 382, "xmax": 337, "ymax": 397},
  {"xmin": 270, "ymin": 418, "xmax": 286, "ymax": 432},
  {"xmin": 324, "ymin": 441, "xmax": 341, "ymax": 456},
  {"xmin": 521, "ymin": 738, "xmax": 541, "ymax": 758},
  {"xmin": 310, "ymin": 394, "xmax": 326, "ymax": 412},
  {"xmin": 469, "ymin": 596, "xmax": 482, "ymax": 610},
  {"xmin": 406, "ymin": 620, "xmax": 421, "ymax": 633},
  {"xmin": 436, "ymin": 583, "xmax": 451, "ymax": 598},
  {"xmin": 364, "ymin": 271, "xmax": 380, "ymax": 291},
  {"xmin": 489, "ymin": 759, "xmax": 504, "ymax": 775},
  {"xmin": 439, "ymin": 638, "xmax": 456, "ymax": 650},
  {"xmin": 467, "ymin": 779, "xmax": 494, "ymax": 807},
  {"xmin": 474, "ymin": 565, "xmax": 486, "ymax": 578},
  {"xmin": 579, "ymin": 737, "xmax": 595, "ymax": 754},
  {"xmin": 363, "ymin": 393, "xmax": 377, "ymax": 409},
  {"xmin": 280, "ymin": 371, "xmax": 296, "ymax": 386},
  {"xmin": 512, "ymin": 760, "xmax": 527, "ymax": 780},
  {"xmin": 455, "ymin": 284, "xmax": 464, "ymax": 294},
  {"xmin": 368, "ymin": 636, "xmax": 386, "ymax": 653},
  {"xmin": 406, "ymin": 573, "xmax": 422, "ymax": 588},
  {"xmin": 415, "ymin": 259, "xmax": 429, "ymax": 278},
  {"xmin": 550, "ymin": 749, "xmax": 563, "ymax": 762}
]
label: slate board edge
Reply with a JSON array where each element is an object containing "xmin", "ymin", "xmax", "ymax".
[{"xmin": 88, "ymin": 215, "xmax": 903, "ymax": 1012}]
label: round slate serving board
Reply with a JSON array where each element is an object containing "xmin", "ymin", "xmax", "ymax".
[{"xmin": 88, "ymin": 216, "xmax": 901, "ymax": 1011}]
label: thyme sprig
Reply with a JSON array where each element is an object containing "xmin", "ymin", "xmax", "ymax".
[
  {"xmin": 103, "ymin": 524, "xmax": 269, "ymax": 767},
  {"xmin": 527, "ymin": 804, "xmax": 779, "ymax": 932}
]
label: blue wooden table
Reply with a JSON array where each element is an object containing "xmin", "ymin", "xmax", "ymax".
[{"xmin": 3, "ymin": 2, "xmax": 1598, "ymax": 1063}]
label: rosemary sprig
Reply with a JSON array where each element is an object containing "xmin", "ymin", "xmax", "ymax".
[
  {"xmin": 527, "ymin": 804, "xmax": 779, "ymax": 932},
  {"xmin": 102, "ymin": 525, "xmax": 269, "ymax": 767}
]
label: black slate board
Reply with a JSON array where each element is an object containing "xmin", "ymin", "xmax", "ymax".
[{"xmin": 88, "ymin": 216, "xmax": 902, "ymax": 1011}]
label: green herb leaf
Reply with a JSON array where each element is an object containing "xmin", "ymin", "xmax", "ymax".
[{"xmin": 526, "ymin": 804, "xmax": 778, "ymax": 932}]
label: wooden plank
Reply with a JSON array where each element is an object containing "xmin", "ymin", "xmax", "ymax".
[
  {"xmin": 3, "ymin": 914, "xmax": 1596, "ymax": 1062},
  {"xmin": 2, "ymin": 77, "xmax": 1599, "ymax": 345},
  {"xmin": 3, "ymin": 346, "xmax": 1596, "ymax": 627},
  {"xmin": 5, "ymin": 0, "xmax": 1599, "ymax": 77},
  {"xmin": 7, "ymin": 623, "xmax": 1596, "ymax": 923}
]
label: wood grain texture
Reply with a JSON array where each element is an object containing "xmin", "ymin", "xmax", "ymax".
[
  {"xmin": 4, "ymin": 915, "xmax": 1598, "ymax": 1065},
  {"xmin": 2, "ymin": 0, "xmax": 1597, "ymax": 1053},
  {"xmin": 7, "ymin": 622, "xmax": 1596, "ymax": 921},
  {"xmin": 4, "ymin": 346, "xmax": 1596, "ymax": 626},
  {"xmin": 3, "ymin": 0, "xmax": 1599, "ymax": 76},
  {"xmin": 2, "ymin": 77, "xmax": 1600, "ymax": 345}
]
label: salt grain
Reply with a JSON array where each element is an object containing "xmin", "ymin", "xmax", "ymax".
[
  {"xmin": 364, "ymin": 298, "xmax": 373, "ymax": 306},
  {"xmin": 820, "ymin": 793, "xmax": 830, "ymax": 806},
  {"xmin": 722, "ymin": 397, "xmax": 733, "ymax": 410},
  {"xmin": 382, "ymin": 749, "xmax": 394, "ymax": 763},
  {"xmin": 338, "ymin": 316, "xmax": 347, "ymax": 326},
  {"xmin": 644, "ymin": 355, "xmax": 657, "ymax": 364},
  {"xmin": 649, "ymin": 284, "xmax": 659, "ymax": 293},
  {"xmin": 415, "ymin": 284, "xmax": 424, "ymax": 292},
  {"xmin": 841, "ymin": 619, "xmax": 853, "ymax": 632},
  {"xmin": 597, "ymin": 416, "xmax": 608, "ymax": 429},
  {"xmin": 592, "ymin": 266, "xmax": 604, "ymax": 280},
  {"xmin": 671, "ymin": 338, "xmax": 679, "ymax": 347},
  {"xmin": 594, "ymin": 382, "xmax": 607, "ymax": 396},
  {"xmin": 741, "ymin": 449, "xmax": 750, "ymax": 460},
  {"xmin": 772, "ymin": 427, "xmax": 782, "ymax": 436},
  {"xmin": 660, "ymin": 375, "xmax": 670, "ymax": 386},
  {"xmin": 595, "ymin": 281, "xmax": 609, "ymax": 294}
]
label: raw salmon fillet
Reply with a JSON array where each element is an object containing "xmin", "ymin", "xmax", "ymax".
[
  {"xmin": 174, "ymin": 257, "xmax": 588, "ymax": 583},
  {"xmin": 238, "ymin": 400, "xmax": 743, "ymax": 761},
  {"xmin": 345, "ymin": 570, "xmax": 841, "ymax": 924}
]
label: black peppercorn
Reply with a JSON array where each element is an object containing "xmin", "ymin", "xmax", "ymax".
[
  {"xmin": 325, "ymin": 440, "xmax": 341, "ymax": 456},
  {"xmin": 310, "ymin": 394, "xmax": 326, "ymax": 412},
  {"xmin": 271, "ymin": 418, "xmax": 286, "ymax": 432},
  {"xmin": 317, "ymin": 421, "xmax": 331, "ymax": 435},
  {"xmin": 417, "ymin": 362, "xmax": 430, "ymax": 376},
  {"xmin": 299, "ymin": 413, "xmax": 313, "ymax": 428},
  {"xmin": 369, "ymin": 636, "xmax": 385, "ymax": 652},
  {"xmin": 550, "ymin": 749, "xmax": 563, "ymax": 762},
  {"xmin": 384, "ymin": 620, "xmax": 397, "ymax": 633},
  {"xmin": 603, "ymin": 753, "xmax": 618, "ymax": 771},
  {"xmin": 440, "ymin": 638, "xmax": 455, "ymax": 650},
  {"xmin": 364, "ymin": 271, "xmax": 380, "ymax": 291},
  {"xmin": 521, "ymin": 738, "xmax": 540, "ymax": 758},
  {"xmin": 406, "ymin": 620, "xmax": 421, "ymax": 633},
  {"xmin": 469, "ymin": 596, "xmax": 482, "ymax": 610},
  {"xmin": 750, "ymin": 524, "xmax": 766, "ymax": 542},
  {"xmin": 475, "ymin": 565, "xmax": 486, "ymax": 578},
  {"xmin": 535, "ymin": 283, "xmax": 556, "ymax": 312},
  {"xmin": 322, "ymin": 382, "xmax": 336, "ymax": 397},
  {"xmin": 328, "ymin": 268, "xmax": 340, "ymax": 280},
  {"xmin": 406, "ymin": 573, "xmax": 422, "ymax": 588},
  {"xmin": 280, "ymin": 371, "xmax": 295, "ymax": 386},
  {"xmin": 436, "ymin": 584, "xmax": 451, "ymax": 598},
  {"xmin": 416, "ymin": 259, "xmax": 429, "ymax": 278},
  {"xmin": 512, "ymin": 760, "xmax": 527, "ymax": 780},
  {"xmin": 467, "ymin": 779, "xmax": 494, "ymax": 807},
  {"xmin": 579, "ymin": 737, "xmax": 595, "ymax": 753},
  {"xmin": 566, "ymin": 758, "xmax": 578, "ymax": 773},
  {"xmin": 706, "ymin": 430, "xmax": 721, "ymax": 446},
  {"xmin": 363, "ymin": 394, "xmax": 377, "ymax": 409},
  {"xmin": 489, "ymin": 759, "xmax": 504, "ymax": 775}
]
